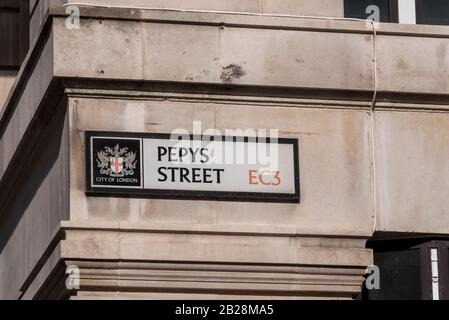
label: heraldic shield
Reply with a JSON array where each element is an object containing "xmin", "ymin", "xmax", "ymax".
[{"xmin": 89, "ymin": 136, "xmax": 142, "ymax": 188}]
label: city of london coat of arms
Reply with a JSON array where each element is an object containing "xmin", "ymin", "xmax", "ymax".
[{"xmin": 96, "ymin": 144, "xmax": 137, "ymax": 177}]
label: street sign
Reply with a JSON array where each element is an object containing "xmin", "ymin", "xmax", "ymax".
[{"xmin": 85, "ymin": 131, "xmax": 299, "ymax": 203}]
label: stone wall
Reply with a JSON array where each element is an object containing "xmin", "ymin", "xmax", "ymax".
[{"xmin": 1, "ymin": 5, "xmax": 449, "ymax": 299}]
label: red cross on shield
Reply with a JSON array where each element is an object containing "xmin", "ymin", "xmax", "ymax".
[{"xmin": 111, "ymin": 157, "xmax": 124, "ymax": 174}]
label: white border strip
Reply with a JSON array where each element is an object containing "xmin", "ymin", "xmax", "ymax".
[{"xmin": 398, "ymin": 0, "xmax": 416, "ymax": 24}]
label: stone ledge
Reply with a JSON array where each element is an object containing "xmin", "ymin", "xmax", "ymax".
[
  {"xmin": 60, "ymin": 227, "xmax": 371, "ymax": 267},
  {"xmin": 34, "ymin": 259, "xmax": 365, "ymax": 299},
  {"xmin": 20, "ymin": 223, "xmax": 370, "ymax": 299},
  {"xmin": 49, "ymin": 6, "xmax": 449, "ymax": 37},
  {"xmin": 61, "ymin": 220, "xmax": 372, "ymax": 238}
]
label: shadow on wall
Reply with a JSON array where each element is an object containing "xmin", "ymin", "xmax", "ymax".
[{"xmin": 0, "ymin": 104, "xmax": 69, "ymax": 258}]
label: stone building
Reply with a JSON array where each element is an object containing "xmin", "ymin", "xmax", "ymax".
[{"xmin": 1, "ymin": 0, "xmax": 449, "ymax": 300}]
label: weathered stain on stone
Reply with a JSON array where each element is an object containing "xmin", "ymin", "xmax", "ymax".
[
  {"xmin": 396, "ymin": 58, "xmax": 408, "ymax": 71},
  {"xmin": 220, "ymin": 64, "xmax": 246, "ymax": 83},
  {"xmin": 185, "ymin": 69, "xmax": 210, "ymax": 81}
]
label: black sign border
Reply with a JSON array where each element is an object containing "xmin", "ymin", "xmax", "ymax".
[{"xmin": 85, "ymin": 131, "xmax": 300, "ymax": 203}]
